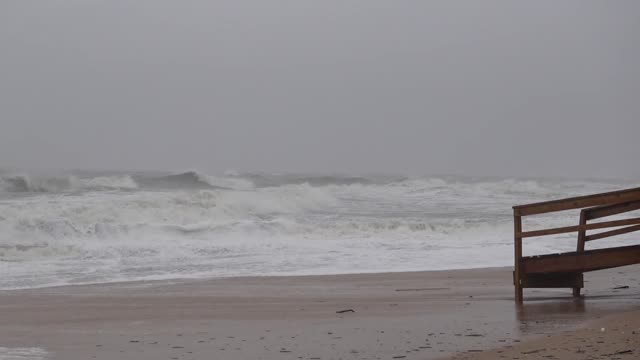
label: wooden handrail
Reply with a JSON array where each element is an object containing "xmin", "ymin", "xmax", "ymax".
[
  {"xmin": 585, "ymin": 224, "xmax": 640, "ymax": 242},
  {"xmin": 518, "ymin": 217, "xmax": 640, "ymax": 238},
  {"xmin": 583, "ymin": 200, "xmax": 640, "ymax": 220},
  {"xmin": 513, "ymin": 187, "xmax": 640, "ymax": 216}
]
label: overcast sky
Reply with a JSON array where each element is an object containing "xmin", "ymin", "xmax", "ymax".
[{"xmin": 1, "ymin": 1, "xmax": 638, "ymax": 178}]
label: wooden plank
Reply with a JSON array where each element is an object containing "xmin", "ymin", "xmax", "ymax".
[
  {"xmin": 521, "ymin": 272, "xmax": 583, "ymax": 289},
  {"xmin": 518, "ymin": 217, "xmax": 640, "ymax": 238},
  {"xmin": 576, "ymin": 212, "xmax": 586, "ymax": 251},
  {"xmin": 521, "ymin": 245, "xmax": 640, "ymax": 274},
  {"xmin": 584, "ymin": 200, "xmax": 640, "ymax": 220},
  {"xmin": 514, "ymin": 215, "xmax": 523, "ymax": 303},
  {"xmin": 586, "ymin": 224, "xmax": 640, "ymax": 242},
  {"xmin": 574, "ymin": 212, "xmax": 587, "ymax": 297},
  {"xmin": 513, "ymin": 187, "xmax": 640, "ymax": 216}
]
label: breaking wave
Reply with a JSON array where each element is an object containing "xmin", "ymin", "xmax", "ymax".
[
  {"xmin": 0, "ymin": 171, "xmax": 255, "ymax": 193},
  {"xmin": 247, "ymin": 174, "xmax": 379, "ymax": 187},
  {"xmin": 0, "ymin": 174, "xmax": 139, "ymax": 193},
  {"xmin": 137, "ymin": 171, "xmax": 220, "ymax": 190}
]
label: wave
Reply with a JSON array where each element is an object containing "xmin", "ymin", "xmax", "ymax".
[
  {"xmin": 282, "ymin": 175, "xmax": 376, "ymax": 186},
  {"xmin": 77, "ymin": 175, "xmax": 139, "ymax": 191},
  {"xmin": 137, "ymin": 171, "xmax": 220, "ymax": 190},
  {"xmin": 1, "ymin": 171, "xmax": 382, "ymax": 193},
  {"xmin": 0, "ymin": 171, "xmax": 252, "ymax": 193},
  {"xmin": 246, "ymin": 174, "xmax": 395, "ymax": 188},
  {"xmin": 197, "ymin": 173, "xmax": 255, "ymax": 190},
  {"xmin": 133, "ymin": 171, "xmax": 255, "ymax": 191},
  {"xmin": 0, "ymin": 185, "xmax": 340, "ymax": 264},
  {"xmin": 3, "ymin": 174, "xmax": 57, "ymax": 193},
  {"xmin": 1, "ymin": 174, "xmax": 70, "ymax": 193},
  {"xmin": 0, "ymin": 174, "xmax": 139, "ymax": 193},
  {"xmin": 1, "ymin": 171, "xmax": 626, "ymax": 220}
]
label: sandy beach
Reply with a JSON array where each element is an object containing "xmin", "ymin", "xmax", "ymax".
[
  {"xmin": 454, "ymin": 309, "xmax": 640, "ymax": 360},
  {"xmin": 1, "ymin": 266, "xmax": 639, "ymax": 360}
]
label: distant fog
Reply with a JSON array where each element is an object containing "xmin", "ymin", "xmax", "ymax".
[{"xmin": 1, "ymin": 1, "xmax": 638, "ymax": 178}]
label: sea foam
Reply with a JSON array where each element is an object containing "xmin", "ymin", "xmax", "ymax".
[{"xmin": 0, "ymin": 348, "xmax": 48, "ymax": 360}]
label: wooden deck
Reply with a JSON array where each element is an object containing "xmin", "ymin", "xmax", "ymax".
[{"xmin": 513, "ymin": 187, "xmax": 640, "ymax": 302}]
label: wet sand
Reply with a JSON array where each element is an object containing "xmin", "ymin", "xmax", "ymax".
[
  {"xmin": 451, "ymin": 309, "xmax": 640, "ymax": 359},
  {"xmin": 1, "ymin": 266, "xmax": 639, "ymax": 360}
]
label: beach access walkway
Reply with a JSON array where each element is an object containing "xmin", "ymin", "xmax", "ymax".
[{"xmin": 513, "ymin": 187, "xmax": 640, "ymax": 302}]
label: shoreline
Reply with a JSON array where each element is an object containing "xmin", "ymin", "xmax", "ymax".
[
  {"xmin": 0, "ymin": 265, "xmax": 518, "ymax": 293},
  {"xmin": 0, "ymin": 266, "xmax": 513, "ymax": 293},
  {"xmin": 1, "ymin": 266, "xmax": 639, "ymax": 359}
]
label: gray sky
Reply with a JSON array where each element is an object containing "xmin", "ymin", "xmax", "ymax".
[{"xmin": 1, "ymin": 1, "xmax": 638, "ymax": 178}]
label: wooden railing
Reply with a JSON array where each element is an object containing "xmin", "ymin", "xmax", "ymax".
[{"xmin": 513, "ymin": 187, "xmax": 640, "ymax": 303}]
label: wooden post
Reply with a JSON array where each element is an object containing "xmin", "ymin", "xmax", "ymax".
[
  {"xmin": 514, "ymin": 213, "xmax": 523, "ymax": 303},
  {"xmin": 573, "ymin": 211, "xmax": 587, "ymax": 297}
]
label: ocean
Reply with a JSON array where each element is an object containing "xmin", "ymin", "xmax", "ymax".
[{"xmin": 0, "ymin": 170, "xmax": 637, "ymax": 290}]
